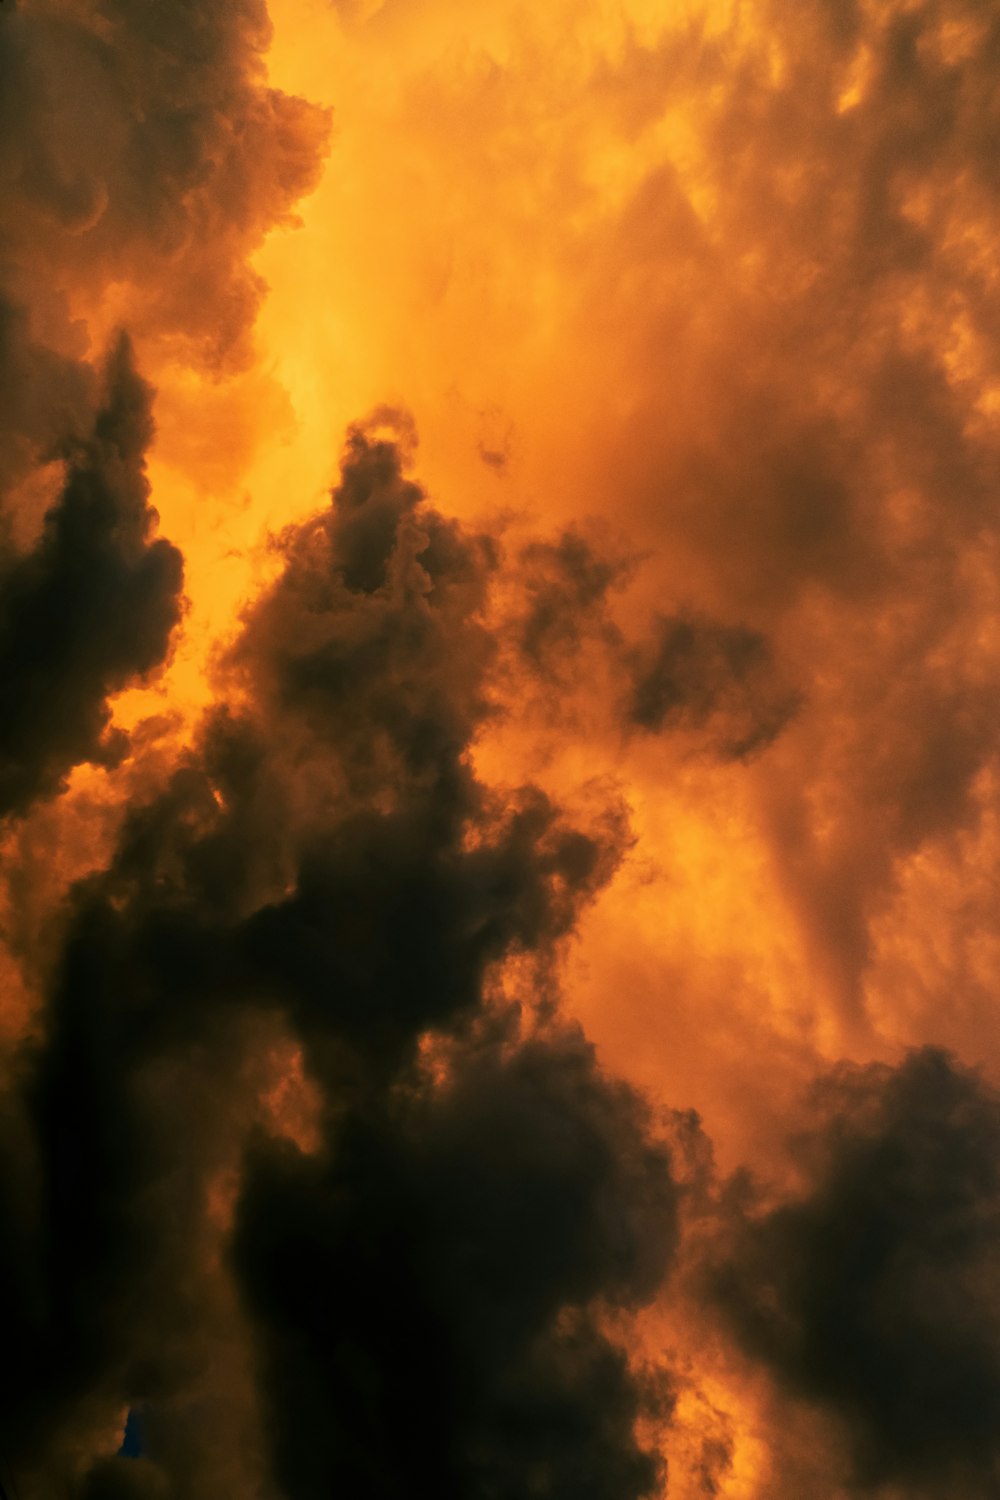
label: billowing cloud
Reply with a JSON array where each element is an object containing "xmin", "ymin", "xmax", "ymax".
[
  {"xmin": 711, "ymin": 1047, "xmax": 1000, "ymax": 1496},
  {"xmin": 0, "ymin": 425, "xmax": 678, "ymax": 1498},
  {"xmin": 0, "ymin": 0, "xmax": 330, "ymax": 368},
  {"xmin": 0, "ymin": 0, "xmax": 331, "ymax": 821},
  {"xmin": 6, "ymin": 0, "xmax": 1000, "ymax": 1495},
  {"xmin": 236, "ymin": 1031, "xmax": 676, "ymax": 1500},
  {"xmin": 512, "ymin": 530, "xmax": 630, "ymax": 679},
  {"xmin": 498, "ymin": 529, "xmax": 800, "ymax": 763},
  {"xmin": 249, "ymin": 0, "xmax": 1000, "ymax": 1049},
  {"xmin": 0, "ymin": 337, "xmax": 182, "ymax": 819},
  {"xmin": 626, "ymin": 613, "xmax": 801, "ymax": 761}
]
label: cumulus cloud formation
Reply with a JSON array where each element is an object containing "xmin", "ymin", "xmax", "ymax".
[
  {"xmin": 501, "ymin": 531, "xmax": 799, "ymax": 761},
  {"xmin": 6, "ymin": 0, "xmax": 1000, "ymax": 1495},
  {"xmin": 237, "ymin": 1033, "xmax": 675, "ymax": 1500},
  {"xmin": 0, "ymin": 336, "xmax": 182, "ymax": 819},
  {"xmin": 711, "ymin": 1048, "xmax": 1000, "ymax": 1497},
  {"xmin": 0, "ymin": 0, "xmax": 330, "ymax": 818},
  {"xmin": 0, "ymin": 295, "xmax": 92, "ymax": 509},
  {"xmin": 587, "ymin": 0, "xmax": 1000, "ymax": 1026},
  {"xmin": 271, "ymin": 0, "xmax": 1000, "ymax": 1042},
  {"xmin": 0, "ymin": 0, "xmax": 329, "ymax": 367},
  {"xmin": 0, "ymin": 425, "xmax": 678, "ymax": 1497}
]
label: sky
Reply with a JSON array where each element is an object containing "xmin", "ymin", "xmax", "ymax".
[{"xmin": 3, "ymin": 0, "xmax": 1000, "ymax": 1496}]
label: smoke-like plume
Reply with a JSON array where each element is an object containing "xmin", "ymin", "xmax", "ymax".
[
  {"xmin": 0, "ymin": 337, "xmax": 182, "ymax": 818},
  {"xmin": 0, "ymin": 424, "xmax": 678, "ymax": 1497},
  {"xmin": 0, "ymin": 0, "xmax": 329, "ymax": 367},
  {"xmin": 7, "ymin": 0, "xmax": 1000, "ymax": 1495},
  {"xmin": 710, "ymin": 1048, "xmax": 1000, "ymax": 1497}
]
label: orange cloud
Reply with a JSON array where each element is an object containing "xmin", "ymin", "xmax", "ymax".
[{"xmin": 5, "ymin": 0, "xmax": 1000, "ymax": 1493}]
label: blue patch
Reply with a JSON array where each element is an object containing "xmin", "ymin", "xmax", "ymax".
[{"xmin": 118, "ymin": 1407, "xmax": 145, "ymax": 1459}]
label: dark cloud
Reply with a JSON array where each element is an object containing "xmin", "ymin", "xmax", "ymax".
[
  {"xmin": 0, "ymin": 421, "xmax": 677, "ymax": 1497},
  {"xmin": 232, "ymin": 411, "xmax": 498, "ymax": 808},
  {"xmin": 0, "ymin": 335, "xmax": 183, "ymax": 820},
  {"xmin": 554, "ymin": 0, "xmax": 1000, "ymax": 1025},
  {"xmin": 0, "ymin": 295, "xmax": 94, "ymax": 516},
  {"xmin": 79, "ymin": 1457, "xmax": 170, "ymax": 1500},
  {"xmin": 501, "ymin": 530, "xmax": 799, "ymax": 764},
  {"xmin": 0, "ymin": 0, "xmax": 330, "ymax": 368},
  {"xmin": 626, "ymin": 612, "xmax": 801, "ymax": 761},
  {"xmin": 22, "ymin": 0, "xmax": 1000, "ymax": 1495},
  {"xmin": 711, "ymin": 1047, "xmax": 1000, "ymax": 1495},
  {"xmin": 236, "ymin": 1029, "xmax": 676, "ymax": 1500},
  {"xmin": 513, "ymin": 530, "xmax": 629, "ymax": 679},
  {"xmin": 0, "ymin": 0, "xmax": 330, "ymax": 826}
]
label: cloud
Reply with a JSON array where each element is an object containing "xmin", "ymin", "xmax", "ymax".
[
  {"xmin": 0, "ymin": 336, "xmax": 183, "ymax": 820},
  {"xmin": 496, "ymin": 529, "xmax": 799, "ymax": 765},
  {"xmin": 293, "ymin": 0, "xmax": 1000, "ymax": 1036},
  {"xmin": 0, "ymin": 0, "xmax": 330, "ymax": 368},
  {"xmin": 8, "ymin": 1, "xmax": 1000, "ymax": 1495},
  {"xmin": 0, "ymin": 422, "xmax": 678, "ymax": 1498},
  {"xmin": 711, "ymin": 1047, "xmax": 1000, "ymax": 1495},
  {"xmin": 0, "ymin": 0, "xmax": 332, "ymax": 824},
  {"xmin": 513, "ymin": 530, "xmax": 630, "ymax": 679},
  {"xmin": 0, "ymin": 295, "xmax": 94, "ymax": 512},
  {"xmin": 626, "ymin": 613, "xmax": 801, "ymax": 762},
  {"xmin": 236, "ymin": 1029, "xmax": 676, "ymax": 1499}
]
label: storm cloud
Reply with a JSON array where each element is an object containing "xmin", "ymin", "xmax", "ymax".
[
  {"xmin": 0, "ymin": 336, "xmax": 182, "ymax": 819},
  {"xmin": 0, "ymin": 423, "xmax": 679, "ymax": 1498},
  {"xmin": 712, "ymin": 1047, "xmax": 1000, "ymax": 1496}
]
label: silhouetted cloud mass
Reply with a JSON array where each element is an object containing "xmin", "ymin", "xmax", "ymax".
[
  {"xmin": 0, "ymin": 422, "xmax": 678, "ymax": 1498},
  {"xmin": 0, "ymin": 337, "xmax": 182, "ymax": 819},
  {"xmin": 0, "ymin": 0, "xmax": 330, "ymax": 821},
  {"xmin": 0, "ymin": 0, "xmax": 330, "ymax": 367},
  {"xmin": 9, "ymin": 1, "xmax": 1000, "ymax": 1495},
  {"xmin": 712, "ymin": 1047, "xmax": 1000, "ymax": 1495},
  {"xmin": 627, "ymin": 613, "xmax": 800, "ymax": 760}
]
